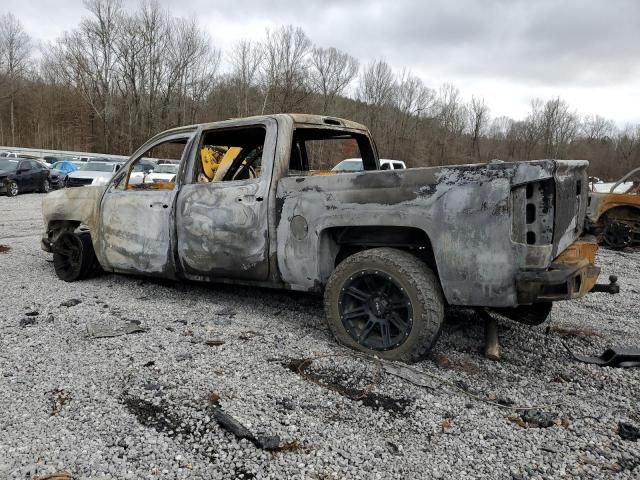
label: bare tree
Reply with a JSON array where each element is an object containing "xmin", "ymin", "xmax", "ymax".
[
  {"xmin": 540, "ymin": 97, "xmax": 579, "ymax": 158},
  {"xmin": 357, "ymin": 59, "xmax": 396, "ymax": 136},
  {"xmin": 389, "ymin": 69, "xmax": 435, "ymax": 157},
  {"xmin": 433, "ymin": 83, "xmax": 466, "ymax": 162},
  {"xmin": 228, "ymin": 40, "xmax": 263, "ymax": 117},
  {"xmin": 168, "ymin": 18, "xmax": 221, "ymax": 124},
  {"xmin": 435, "ymin": 83, "xmax": 466, "ymax": 134},
  {"xmin": 309, "ymin": 46, "xmax": 359, "ymax": 113},
  {"xmin": 468, "ymin": 95, "xmax": 490, "ymax": 160},
  {"xmin": 582, "ymin": 114, "xmax": 615, "ymax": 142},
  {"xmin": 0, "ymin": 12, "xmax": 32, "ymax": 145},
  {"xmin": 52, "ymin": 0, "xmax": 122, "ymax": 150},
  {"xmin": 358, "ymin": 59, "xmax": 395, "ymax": 108},
  {"xmin": 615, "ymin": 124, "xmax": 640, "ymax": 168},
  {"xmin": 261, "ymin": 25, "xmax": 311, "ymax": 113}
]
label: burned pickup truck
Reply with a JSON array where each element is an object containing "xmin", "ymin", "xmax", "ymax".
[{"xmin": 42, "ymin": 114, "xmax": 613, "ymax": 362}]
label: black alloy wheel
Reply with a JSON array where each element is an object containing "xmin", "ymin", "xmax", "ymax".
[{"xmin": 339, "ymin": 270, "xmax": 413, "ymax": 351}]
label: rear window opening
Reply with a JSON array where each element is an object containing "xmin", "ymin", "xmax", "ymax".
[{"xmin": 288, "ymin": 128, "xmax": 377, "ymax": 176}]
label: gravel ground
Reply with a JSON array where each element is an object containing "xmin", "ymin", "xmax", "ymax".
[{"xmin": 1, "ymin": 192, "xmax": 639, "ymax": 480}]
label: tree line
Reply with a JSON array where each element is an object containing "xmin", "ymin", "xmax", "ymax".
[{"xmin": 0, "ymin": 0, "xmax": 638, "ymax": 179}]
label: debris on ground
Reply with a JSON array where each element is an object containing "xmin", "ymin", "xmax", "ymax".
[
  {"xmin": 618, "ymin": 422, "xmax": 640, "ymax": 441},
  {"xmin": 207, "ymin": 391, "xmax": 221, "ymax": 404},
  {"xmin": 33, "ymin": 472, "xmax": 73, "ymax": 480},
  {"xmin": 518, "ymin": 409, "xmax": 558, "ymax": 428},
  {"xmin": 382, "ymin": 362, "xmax": 435, "ymax": 390},
  {"xmin": 205, "ymin": 339, "xmax": 225, "ymax": 347},
  {"xmin": 86, "ymin": 321, "xmax": 147, "ymax": 338},
  {"xmin": 19, "ymin": 317, "xmax": 37, "ymax": 327},
  {"xmin": 60, "ymin": 299, "xmax": 82, "ymax": 308},
  {"xmin": 572, "ymin": 346, "xmax": 640, "ymax": 368},
  {"xmin": 0, "ymin": 244, "xmax": 10, "ymax": 253},
  {"xmin": 549, "ymin": 325, "xmax": 602, "ymax": 338},
  {"xmin": 211, "ymin": 407, "xmax": 281, "ymax": 450},
  {"xmin": 48, "ymin": 388, "xmax": 71, "ymax": 416},
  {"xmin": 238, "ymin": 331, "xmax": 262, "ymax": 341},
  {"xmin": 25, "ymin": 311, "xmax": 39, "ymax": 317}
]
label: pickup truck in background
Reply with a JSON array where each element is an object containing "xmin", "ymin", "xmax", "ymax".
[{"xmin": 42, "ymin": 114, "xmax": 612, "ymax": 362}]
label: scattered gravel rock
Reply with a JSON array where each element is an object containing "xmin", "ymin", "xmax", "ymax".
[{"xmin": 1, "ymin": 193, "xmax": 639, "ymax": 479}]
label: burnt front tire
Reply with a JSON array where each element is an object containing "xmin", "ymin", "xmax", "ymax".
[
  {"xmin": 324, "ymin": 247, "xmax": 444, "ymax": 363},
  {"xmin": 52, "ymin": 232, "xmax": 97, "ymax": 282}
]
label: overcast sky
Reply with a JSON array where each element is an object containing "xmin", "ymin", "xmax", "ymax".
[{"xmin": 7, "ymin": 0, "xmax": 640, "ymax": 125}]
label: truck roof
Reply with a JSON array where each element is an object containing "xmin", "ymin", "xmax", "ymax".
[{"xmin": 158, "ymin": 114, "xmax": 369, "ymax": 137}]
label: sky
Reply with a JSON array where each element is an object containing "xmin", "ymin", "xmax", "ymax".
[{"xmin": 6, "ymin": 0, "xmax": 640, "ymax": 125}]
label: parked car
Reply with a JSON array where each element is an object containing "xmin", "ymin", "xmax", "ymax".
[
  {"xmin": 332, "ymin": 158, "xmax": 406, "ymax": 172},
  {"xmin": 52, "ymin": 160, "xmax": 80, "ymax": 175},
  {"xmin": 42, "ymin": 160, "xmax": 77, "ymax": 189},
  {"xmin": 128, "ymin": 159, "xmax": 159, "ymax": 185},
  {"xmin": 587, "ymin": 167, "xmax": 640, "ymax": 248},
  {"xmin": 65, "ymin": 161, "xmax": 122, "ymax": 187},
  {"xmin": 0, "ymin": 157, "xmax": 52, "ymax": 196},
  {"xmin": 145, "ymin": 162, "xmax": 179, "ymax": 183},
  {"xmin": 42, "ymin": 114, "xmax": 616, "ymax": 363}
]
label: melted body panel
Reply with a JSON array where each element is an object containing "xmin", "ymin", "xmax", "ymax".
[
  {"xmin": 98, "ymin": 189, "xmax": 177, "ymax": 276},
  {"xmin": 42, "ymin": 114, "xmax": 596, "ymax": 310},
  {"xmin": 276, "ymin": 160, "xmax": 590, "ymax": 307},
  {"xmin": 587, "ymin": 168, "xmax": 640, "ymax": 246}
]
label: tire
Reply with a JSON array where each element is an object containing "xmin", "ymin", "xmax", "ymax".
[
  {"xmin": 52, "ymin": 232, "xmax": 97, "ymax": 282},
  {"xmin": 602, "ymin": 220, "xmax": 632, "ymax": 249},
  {"xmin": 40, "ymin": 178, "xmax": 51, "ymax": 193},
  {"xmin": 6, "ymin": 180, "xmax": 18, "ymax": 197},
  {"xmin": 324, "ymin": 247, "xmax": 445, "ymax": 363}
]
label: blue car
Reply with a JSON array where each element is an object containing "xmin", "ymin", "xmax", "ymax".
[{"xmin": 50, "ymin": 160, "xmax": 80, "ymax": 188}]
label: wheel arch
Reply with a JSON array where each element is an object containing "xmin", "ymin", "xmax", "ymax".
[
  {"xmin": 597, "ymin": 204, "xmax": 640, "ymax": 223},
  {"xmin": 316, "ymin": 225, "xmax": 439, "ymax": 286}
]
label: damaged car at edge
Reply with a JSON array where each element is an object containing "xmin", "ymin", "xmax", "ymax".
[
  {"xmin": 587, "ymin": 167, "xmax": 640, "ymax": 249},
  {"xmin": 41, "ymin": 114, "xmax": 616, "ymax": 363}
]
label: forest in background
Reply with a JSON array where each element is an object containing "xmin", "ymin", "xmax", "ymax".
[{"xmin": 0, "ymin": 0, "xmax": 638, "ymax": 179}]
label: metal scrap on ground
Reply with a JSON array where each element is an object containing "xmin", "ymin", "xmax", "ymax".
[{"xmin": 86, "ymin": 321, "xmax": 147, "ymax": 338}]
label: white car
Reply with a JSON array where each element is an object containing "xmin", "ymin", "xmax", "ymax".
[
  {"xmin": 332, "ymin": 158, "xmax": 407, "ymax": 172},
  {"xmin": 145, "ymin": 163, "xmax": 179, "ymax": 183},
  {"xmin": 66, "ymin": 162, "xmax": 122, "ymax": 187},
  {"xmin": 591, "ymin": 181, "xmax": 634, "ymax": 193}
]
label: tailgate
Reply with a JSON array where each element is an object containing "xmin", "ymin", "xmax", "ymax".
[{"xmin": 553, "ymin": 160, "xmax": 589, "ymax": 257}]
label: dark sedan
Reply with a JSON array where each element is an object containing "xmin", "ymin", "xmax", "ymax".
[{"xmin": 0, "ymin": 158, "xmax": 52, "ymax": 196}]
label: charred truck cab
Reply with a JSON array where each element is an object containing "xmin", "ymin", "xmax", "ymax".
[{"xmin": 42, "ymin": 114, "xmax": 616, "ymax": 363}]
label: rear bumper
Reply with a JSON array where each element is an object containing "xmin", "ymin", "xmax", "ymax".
[{"xmin": 515, "ymin": 238, "xmax": 602, "ymax": 303}]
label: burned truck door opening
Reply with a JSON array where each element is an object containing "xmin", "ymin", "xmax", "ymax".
[
  {"xmin": 175, "ymin": 121, "xmax": 276, "ymax": 281},
  {"xmin": 98, "ymin": 133, "xmax": 194, "ymax": 275}
]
